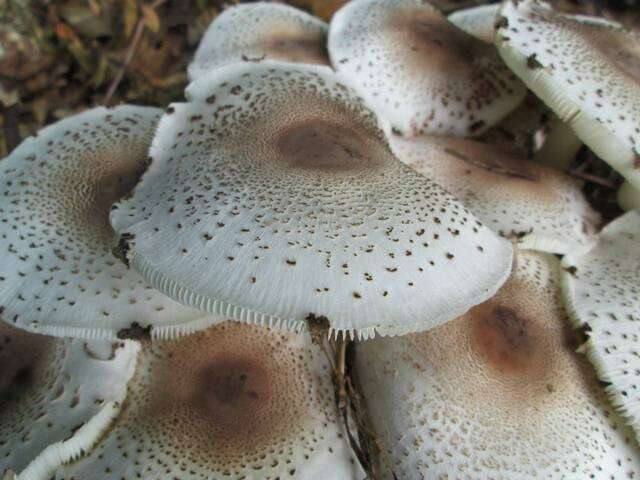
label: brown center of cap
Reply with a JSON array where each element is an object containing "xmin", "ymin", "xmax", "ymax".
[
  {"xmin": 0, "ymin": 322, "xmax": 54, "ymax": 407},
  {"xmin": 263, "ymin": 30, "xmax": 328, "ymax": 66},
  {"xmin": 391, "ymin": 8, "xmax": 489, "ymax": 75},
  {"xmin": 471, "ymin": 303, "xmax": 537, "ymax": 374},
  {"xmin": 126, "ymin": 322, "xmax": 320, "ymax": 468},
  {"xmin": 277, "ymin": 119, "xmax": 376, "ymax": 170}
]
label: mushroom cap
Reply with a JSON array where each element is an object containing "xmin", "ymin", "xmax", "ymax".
[
  {"xmin": 188, "ymin": 2, "xmax": 329, "ymax": 81},
  {"xmin": 327, "ymin": 0, "xmax": 526, "ymax": 137},
  {"xmin": 561, "ymin": 210, "xmax": 640, "ymax": 436},
  {"xmin": 0, "ymin": 105, "xmax": 206, "ymax": 340},
  {"xmin": 447, "ymin": 4, "xmax": 500, "ymax": 43},
  {"xmin": 0, "ymin": 321, "xmax": 137, "ymax": 475},
  {"xmin": 53, "ymin": 321, "xmax": 362, "ymax": 480},
  {"xmin": 110, "ymin": 62, "xmax": 513, "ymax": 338},
  {"xmin": 496, "ymin": 0, "xmax": 640, "ymax": 193},
  {"xmin": 389, "ymin": 134, "xmax": 600, "ymax": 255},
  {"xmin": 448, "ymin": 4, "xmax": 621, "ymax": 44},
  {"xmin": 355, "ymin": 250, "xmax": 640, "ymax": 478}
]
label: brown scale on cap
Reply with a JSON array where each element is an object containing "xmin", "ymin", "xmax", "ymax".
[{"xmin": 55, "ymin": 321, "xmax": 360, "ymax": 479}]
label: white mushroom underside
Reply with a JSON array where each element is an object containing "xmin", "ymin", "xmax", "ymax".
[
  {"xmin": 111, "ymin": 62, "xmax": 513, "ymax": 338},
  {"xmin": 562, "ymin": 210, "xmax": 640, "ymax": 437},
  {"xmin": 0, "ymin": 322, "xmax": 137, "ymax": 475},
  {"xmin": 496, "ymin": 0, "xmax": 640, "ymax": 191}
]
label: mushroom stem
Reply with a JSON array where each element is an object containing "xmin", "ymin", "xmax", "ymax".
[
  {"xmin": 534, "ymin": 117, "xmax": 582, "ymax": 169},
  {"xmin": 617, "ymin": 180, "xmax": 640, "ymax": 211}
]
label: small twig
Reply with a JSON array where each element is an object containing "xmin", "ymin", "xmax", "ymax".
[
  {"xmin": 568, "ymin": 169, "xmax": 618, "ymax": 189},
  {"xmin": 103, "ymin": 0, "xmax": 167, "ymax": 106}
]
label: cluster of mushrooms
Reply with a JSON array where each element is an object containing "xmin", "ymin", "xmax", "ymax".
[{"xmin": 2, "ymin": 0, "xmax": 640, "ymax": 478}]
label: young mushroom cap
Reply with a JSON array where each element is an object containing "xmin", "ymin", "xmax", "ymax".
[
  {"xmin": 111, "ymin": 62, "xmax": 514, "ymax": 338},
  {"xmin": 355, "ymin": 251, "xmax": 640, "ymax": 478},
  {"xmin": 0, "ymin": 321, "xmax": 138, "ymax": 475},
  {"xmin": 0, "ymin": 105, "xmax": 206, "ymax": 340},
  {"xmin": 52, "ymin": 321, "xmax": 362, "ymax": 480},
  {"xmin": 447, "ymin": 4, "xmax": 500, "ymax": 43},
  {"xmin": 495, "ymin": 0, "xmax": 640, "ymax": 208},
  {"xmin": 561, "ymin": 210, "xmax": 640, "ymax": 436},
  {"xmin": 389, "ymin": 134, "xmax": 600, "ymax": 255},
  {"xmin": 188, "ymin": 2, "xmax": 329, "ymax": 81},
  {"xmin": 327, "ymin": 0, "xmax": 526, "ymax": 137}
]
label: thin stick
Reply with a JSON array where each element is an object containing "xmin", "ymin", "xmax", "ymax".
[
  {"xmin": 103, "ymin": 0, "xmax": 167, "ymax": 106},
  {"xmin": 568, "ymin": 169, "xmax": 618, "ymax": 189}
]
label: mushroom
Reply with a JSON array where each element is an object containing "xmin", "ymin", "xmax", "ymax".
[
  {"xmin": 389, "ymin": 134, "xmax": 600, "ymax": 254},
  {"xmin": 355, "ymin": 250, "xmax": 640, "ymax": 478},
  {"xmin": 447, "ymin": 4, "xmax": 500, "ymax": 44},
  {"xmin": 327, "ymin": 0, "xmax": 526, "ymax": 137},
  {"xmin": 51, "ymin": 321, "xmax": 362, "ymax": 480},
  {"xmin": 0, "ymin": 105, "xmax": 206, "ymax": 340},
  {"xmin": 0, "ymin": 321, "xmax": 138, "ymax": 476},
  {"xmin": 188, "ymin": 2, "xmax": 329, "ymax": 81},
  {"xmin": 110, "ymin": 62, "xmax": 513, "ymax": 338},
  {"xmin": 495, "ymin": 0, "xmax": 640, "ymax": 210},
  {"xmin": 561, "ymin": 210, "xmax": 640, "ymax": 436}
]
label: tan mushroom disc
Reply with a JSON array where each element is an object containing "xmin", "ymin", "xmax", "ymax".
[
  {"xmin": 562, "ymin": 211, "xmax": 640, "ymax": 436},
  {"xmin": 0, "ymin": 106, "xmax": 205, "ymax": 340},
  {"xmin": 496, "ymin": 0, "xmax": 640, "ymax": 210},
  {"xmin": 188, "ymin": 2, "xmax": 329, "ymax": 81},
  {"xmin": 53, "ymin": 321, "xmax": 362, "ymax": 480},
  {"xmin": 355, "ymin": 251, "xmax": 640, "ymax": 478},
  {"xmin": 389, "ymin": 134, "xmax": 600, "ymax": 255},
  {"xmin": 0, "ymin": 322, "xmax": 137, "ymax": 476},
  {"xmin": 110, "ymin": 62, "xmax": 513, "ymax": 339},
  {"xmin": 448, "ymin": 4, "xmax": 500, "ymax": 43},
  {"xmin": 327, "ymin": 0, "xmax": 526, "ymax": 138}
]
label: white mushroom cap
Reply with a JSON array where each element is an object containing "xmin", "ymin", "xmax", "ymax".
[
  {"xmin": 0, "ymin": 105, "xmax": 207, "ymax": 340},
  {"xmin": 111, "ymin": 62, "xmax": 513, "ymax": 338},
  {"xmin": 355, "ymin": 250, "xmax": 640, "ymax": 478},
  {"xmin": 52, "ymin": 321, "xmax": 362, "ymax": 480},
  {"xmin": 328, "ymin": 0, "xmax": 526, "ymax": 137},
  {"xmin": 495, "ymin": 1, "xmax": 640, "ymax": 205},
  {"xmin": 448, "ymin": 4, "xmax": 500, "ymax": 43},
  {"xmin": 188, "ymin": 2, "xmax": 329, "ymax": 81},
  {"xmin": 448, "ymin": 4, "xmax": 621, "ymax": 44},
  {"xmin": 0, "ymin": 321, "xmax": 138, "ymax": 475},
  {"xmin": 389, "ymin": 134, "xmax": 600, "ymax": 255},
  {"xmin": 561, "ymin": 210, "xmax": 640, "ymax": 436}
]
